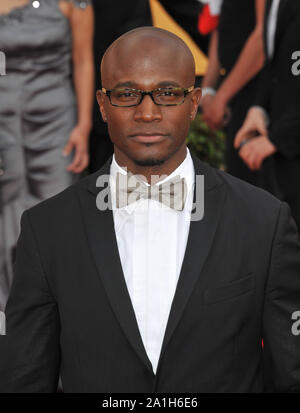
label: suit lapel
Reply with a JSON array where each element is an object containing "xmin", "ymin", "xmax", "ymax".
[
  {"xmin": 264, "ymin": 0, "xmax": 289, "ymax": 61},
  {"xmin": 263, "ymin": 0, "xmax": 272, "ymax": 58},
  {"xmin": 77, "ymin": 156, "xmax": 154, "ymax": 374},
  {"xmin": 78, "ymin": 153, "xmax": 225, "ymax": 376},
  {"xmin": 274, "ymin": 0, "xmax": 289, "ymax": 50}
]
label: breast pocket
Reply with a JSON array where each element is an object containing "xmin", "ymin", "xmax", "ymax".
[{"xmin": 203, "ymin": 273, "xmax": 254, "ymax": 305}]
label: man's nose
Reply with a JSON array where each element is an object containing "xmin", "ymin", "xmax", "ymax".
[{"xmin": 133, "ymin": 94, "xmax": 163, "ymax": 122}]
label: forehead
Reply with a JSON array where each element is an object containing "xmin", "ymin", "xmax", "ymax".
[
  {"xmin": 111, "ymin": 62, "xmax": 190, "ymax": 89},
  {"xmin": 103, "ymin": 36, "xmax": 194, "ymax": 89}
]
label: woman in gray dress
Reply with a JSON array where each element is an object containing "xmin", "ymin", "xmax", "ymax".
[{"xmin": 0, "ymin": 0, "xmax": 94, "ymax": 313}]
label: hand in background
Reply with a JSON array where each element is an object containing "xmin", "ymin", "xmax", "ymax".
[
  {"xmin": 202, "ymin": 94, "xmax": 230, "ymax": 130},
  {"xmin": 234, "ymin": 106, "xmax": 268, "ymax": 150},
  {"xmin": 63, "ymin": 123, "xmax": 90, "ymax": 173},
  {"xmin": 238, "ymin": 135, "xmax": 277, "ymax": 170}
]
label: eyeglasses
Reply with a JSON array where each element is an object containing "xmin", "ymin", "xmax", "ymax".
[{"xmin": 101, "ymin": 86, "xmax": 194, "ymax": 107}]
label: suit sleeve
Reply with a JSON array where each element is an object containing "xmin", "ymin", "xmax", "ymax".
[
  {"xmin": 254, "ymin": 65, "xmax": 300, "ymax": 160},
  {"xmin": 252, "ymin": 62, "xmax": 272, "ymax": 110},
  {"xmin": 263, "ymin": 10, "xmax": 300, "ymax": 160},
  {"xmin": 0, "ymin": 211, "xmax": 60, "ymax": 393},
  {"xmin": 268, "ymin": 111, "xmax": 300, "ymax": 160},
  {"xmin": 262, "ymin": 202, "xmax": 300, "ymax": 393}
]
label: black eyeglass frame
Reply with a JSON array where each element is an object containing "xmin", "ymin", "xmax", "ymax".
[{"xmin": 101, "ymin": 86, "xmax": 195, "ymax": 107}]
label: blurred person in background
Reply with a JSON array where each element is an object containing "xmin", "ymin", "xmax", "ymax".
[
  {"xmin": 235, "ymin": 0, "xmax": 300, "ymax": 231},
  {"xmin": 200, "ymin": 0, "xmax": 266, "ymax": 185},
  {"xmin": 0, "ymin": 0, "xmax": 94, "ymax": 314}
]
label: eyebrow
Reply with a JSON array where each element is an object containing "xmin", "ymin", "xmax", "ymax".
[{"xmin": 112, "ymin": 80, "xmax": 181, "ymax": 89}]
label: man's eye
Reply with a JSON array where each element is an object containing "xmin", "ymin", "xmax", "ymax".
[
  {"xmin": 112, "ymin": 90, "xmax": 139, "ymax": 100},
  {"xmin": 116, "ymin": 91, "xmax": 139, "ymax": 99},
  {"xmin": 160, "ymin": 91, "xmax": 175, "ymax": 96},
  {"xmin": 156, "ymin": 89, "xmax": 182, "ymax": 98},
  {"xmin": 121, "ymin": 92, "xmax": 134, "ymax": 97}
]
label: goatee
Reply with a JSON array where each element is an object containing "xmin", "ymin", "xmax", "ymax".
[{"xmin": 133, "ymin": 157, "xmax": 166, "ymax": 167}]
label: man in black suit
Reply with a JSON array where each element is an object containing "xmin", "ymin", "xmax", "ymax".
[
  {"xmin": 235, "ymin": 0, "xmax": 300, "ymax": 230},
  {"xmin": 0, "ymin": 27, "xmax": 300, "ymax": 393}
]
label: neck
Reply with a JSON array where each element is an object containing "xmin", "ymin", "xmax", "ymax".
[{"xmin": 114, "ymin": 144, "xmax": 187, "ymax": 184}]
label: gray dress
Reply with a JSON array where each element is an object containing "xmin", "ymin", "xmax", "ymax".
[{"xmin": 0, "ymin": 0, "xmax": 91, "ymax": 312}]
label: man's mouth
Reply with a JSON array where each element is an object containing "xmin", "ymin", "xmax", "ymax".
[{"xmin": 129, "ymin": 133, "xmax": 168, "ymax": 143}]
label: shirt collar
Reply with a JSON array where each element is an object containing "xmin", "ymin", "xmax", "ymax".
[{"xmin": 109, "ymin": 146, "xmax": 195, "ymax": 214}]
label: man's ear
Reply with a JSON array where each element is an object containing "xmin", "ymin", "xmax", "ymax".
[
  {"xmin": 96, "ymin": 90, "xmax": 107, "ymax": 123},
  {"xmin": 190, "ymin": 87, "xmax": 202, "ymax": 120}
]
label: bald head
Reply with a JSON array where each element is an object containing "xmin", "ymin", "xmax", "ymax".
[
  {"xmin": 97, "ymin": 27, "xmax": 202, "ymax": 173},
  {"xmin": 101, "ymin": 27, "xmax": 196, "ymax": 87}
]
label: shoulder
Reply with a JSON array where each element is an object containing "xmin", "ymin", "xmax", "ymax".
[
  {"xmin": 25, "ymin": 170, "xmax": 98, "ymax": 225},
  {"xmin": 216, "ymin": 167, "xmax": 279, "ymax": 202},
  {"xmin": 213, "ymin": 166, "xmax": 282, "ymax": 223},
  {"xmin": 25, "ymin": 154, "xmax": 112, "ymax": 226},
  {"xmin": 193, "ymin": 153, "xmax": 281, "ymax": 208},
  {"xmin": 193, "ymin": 153, "xmax": 283, "ymax": 225}
]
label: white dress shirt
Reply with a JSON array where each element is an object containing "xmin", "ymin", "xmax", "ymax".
[
  {"xmin": 267, "ymin": 0, "xmax": 281, "ymax": 59},
  {"xmin": 109, "ymin": 147, "xmax": 195, "ymax": 374}
]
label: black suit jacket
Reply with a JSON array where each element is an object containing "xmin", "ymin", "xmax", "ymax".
[
  {"xmin": 0, "ymin": 153, "xmax": 300, "ymax": 392},
  {"xmin": 254, "ymin": 0, "xmax": 300, "ymax": 197}
]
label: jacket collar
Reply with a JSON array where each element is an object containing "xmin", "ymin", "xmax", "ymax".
[{"xmin": 86, "ymin": 150, "xmax": 223, "ymax": 197}]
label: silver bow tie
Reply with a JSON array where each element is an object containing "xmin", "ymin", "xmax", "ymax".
[{"xmin": 115, "ymin": 171, "xmax": 188, "ymax": 211}]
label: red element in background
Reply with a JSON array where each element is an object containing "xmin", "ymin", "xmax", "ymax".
[{"xmin": 198, "ymin": 4, "xmax": 220, "ymax": 35}]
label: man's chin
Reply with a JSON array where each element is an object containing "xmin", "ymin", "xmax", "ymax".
[
  {"xmin": 133, "ymin": 157, "xmax": 166, "ymax": 167},
  {"xmin": 129, "ymin": 145, "xmax": 170, "ymax": 167}
]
